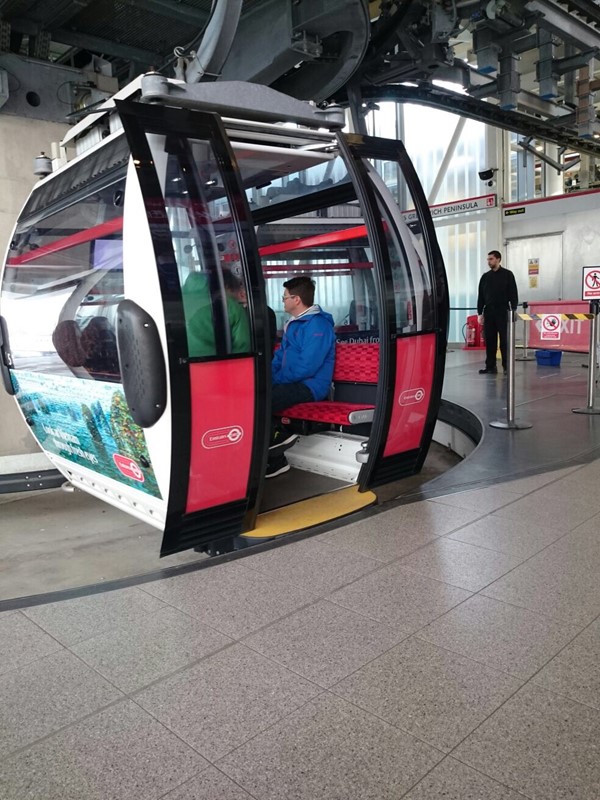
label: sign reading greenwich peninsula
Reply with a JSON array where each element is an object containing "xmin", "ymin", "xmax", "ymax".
[{"xmin": 402, "ymin": 194, "xmax": 497, "ymax": 224}]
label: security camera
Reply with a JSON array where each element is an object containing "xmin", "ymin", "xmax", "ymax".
[{"xmin": 478, "ymin": 168, "xmax": 495, "ymax": 181}]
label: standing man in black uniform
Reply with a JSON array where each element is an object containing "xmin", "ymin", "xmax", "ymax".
[{"xmin": 477, "ymin": 250, "xmax": 519, "ymax": 374}]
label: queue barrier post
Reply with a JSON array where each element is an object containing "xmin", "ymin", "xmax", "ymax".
[
  {"xmin": 572, "ymin": 300, "xmax": 600, "ymax": 415},
  {"xmin": 515, "ymin": 300, "xmax": 534, "ymax": 361},
  {"xmin": 490, "ymin": 307, "xmax": 532, "ymax": 430}
]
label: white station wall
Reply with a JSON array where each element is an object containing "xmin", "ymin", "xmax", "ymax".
[{"xmin": 503, "ymin": 190, "xmax": 600, "ymax": 301}]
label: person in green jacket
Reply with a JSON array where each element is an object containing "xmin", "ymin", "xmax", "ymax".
[{"xmin": 182, "ymin": 271, "xmax": 250, "ymax": 357}]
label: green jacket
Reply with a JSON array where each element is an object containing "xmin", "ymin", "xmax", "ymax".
[{"xmin": 182, "ymin": 272, "xmax": 251, "ymax": 357}]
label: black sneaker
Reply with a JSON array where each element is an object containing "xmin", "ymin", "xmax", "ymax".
[
  {"xmin": 265, "ymin": 454, "xmax": 290, "ymax": 478},
  {"xmin": 269, "ymin": 428, "xmax": 298, "ymax": 451},
  {"xmin": 478, "ymin": 368, "xmax": 498, "ymax": 374}
]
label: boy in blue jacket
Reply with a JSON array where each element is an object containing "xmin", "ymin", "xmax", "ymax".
[{"xmin": 268, "ymin": 275, "xmax": 335, "ymax": 477}]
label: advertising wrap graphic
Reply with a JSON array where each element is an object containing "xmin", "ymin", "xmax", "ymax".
[{"xmin": 11, "ymin": 371, "xmax": 162, "ymax": 498}]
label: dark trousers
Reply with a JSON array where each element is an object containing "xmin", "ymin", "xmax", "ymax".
[
  {"xmin": 270, "ymin": 382, "xmax": 313, "ymax": 444},
  {"xmin": 271, "ymin": 381, "xmax": 313, "ymax": 413},
  {"xmin": 484, "ymin": 308, "xmax": 509, "ymax": 370}
]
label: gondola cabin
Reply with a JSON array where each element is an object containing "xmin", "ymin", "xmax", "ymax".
[{"xmin": 0, "ymin": 75, "xmax": 448, "ymax": 556}]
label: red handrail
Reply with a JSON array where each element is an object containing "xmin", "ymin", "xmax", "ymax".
[{"xmin": 7, "ymin": 217, "xmax": 123, "ymax": 266}]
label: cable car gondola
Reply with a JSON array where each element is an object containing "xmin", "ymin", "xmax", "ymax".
[{"xmin": 0, "ymin": 75, "xmax": 448, "ymax": 557}]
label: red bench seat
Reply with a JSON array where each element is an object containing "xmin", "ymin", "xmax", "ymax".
[{"xmin": 277, "ymin": 342, "xmax": 379, "ymax": 427}]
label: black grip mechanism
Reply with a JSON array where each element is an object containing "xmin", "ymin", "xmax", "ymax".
[
  {"xmin": 116, "ymin": 299, "xmax": 167, "ymax": 427},
  {"xmin": 0, "ymin": 315, "xmax": 15, "ymax": 396}
]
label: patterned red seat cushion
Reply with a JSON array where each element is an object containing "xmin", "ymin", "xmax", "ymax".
[
  {"xmin": 333, "ymin": 343, "xmax": 379, "ymax": 382},
  {"xmin": 278, "ymin": 401, "xmax": 374, "ymax": 425}
]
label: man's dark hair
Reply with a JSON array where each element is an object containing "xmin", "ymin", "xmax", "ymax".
[
  {"xmin": 488, "ymin": 250, "xmax": 502, "ymax": 260},
  {"xmin": 222, "ymin": 269, "xmax": 243, "ymax": 294},
  {"xmin": 284, "ymin": 275, "xmax": 315, "ymax": 307}
]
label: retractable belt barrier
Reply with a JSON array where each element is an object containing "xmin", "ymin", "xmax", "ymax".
[
  {"xmin": 515, "ymin": 301, "xmax": 534, "ymax": 362},
  {"xmin": 517, "ymin": 313, "xmax": 595, "ymax": 320},
  {"xmin": 572, "ymin": 300, "xmax": 600, "ymax": 415},
  {"xmin": 490, "ymin": 308, "xmax": 532, "ymax": 431},
  {"xmin": 510, "ymin": 302, "xmax": 600, "ymax": 416}
]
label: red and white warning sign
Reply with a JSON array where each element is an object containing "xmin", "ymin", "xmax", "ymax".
[
  {"xmin": 540, "ymin": 314, "xmax": 561, "ymax": 341},
  {"xmin": 582, "ymin": 267, "xmax": 600, "ymax": 300}
]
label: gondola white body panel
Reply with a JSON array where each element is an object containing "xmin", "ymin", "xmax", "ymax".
[{"xmin": 0, "ymin": 78, "xmax": 449, "ymax": 556}]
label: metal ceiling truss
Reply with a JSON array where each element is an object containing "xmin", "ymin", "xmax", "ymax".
[{"xmin": 3, "ymin": 0, "xmax": 600, "ymax": 158}]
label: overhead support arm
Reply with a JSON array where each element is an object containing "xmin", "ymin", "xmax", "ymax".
[
  {"xmin": 182, "ymin": 0, "xmax": 243, "ymax": 83},
  {"xmin": 517, "ymin": 138, "xmax": 578, "ymax": 172}
]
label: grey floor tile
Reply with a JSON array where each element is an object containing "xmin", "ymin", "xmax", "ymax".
[
  {"xmin": 0, "ymin": 611, "xmax": 63, "ymax": 675},
  {"xmin": 533, "ymin": 618, "xmax": 600, "ymax": 710},
  {"xmin": 242, "ymin": 537, "xmax": 381, "ymax": 595},
  {"xmin": 453, "ymin": 683, "xmax": 600, "ymax": 800},
  {"xmin": 431, "ymin": 486, "xmax": 522, "ymax": 514},
  {"xmin": 534, "ymin": 517, "xmax": 600, "ymax": 572},
  {"xmin": 417, "ymin": 594, "xmax": 581, "ymax": 679},
  {"xmin": 244, "ymin": 599, "xmax": 407, "ymax": 688},
  {"xmin": 332, "ymin": 638, "xmax": 521, "ymax": 753},
  {"xmin": 329, "ymin": 562, "xmax": 471, "ymax": 633},
  {"xmin": 160, "ymin": 767, "xmax": 252, "ymax": 799},
  {"xmin": 491, "ymin": 491, "xmax": 599, "ymax": 532},
  {"xmin": 0, "ymin": 700, "xmax": 206, "ymax": 800},
  {"xmin": 320, "ymin": 501, "xmax": 482, "ymax": 562},
  {"xmin": 70, "ymin": 606, "xmax": 233, "ymax": 693},
  {"xmin": 482, "ymin": 556, "xmax": 600, "ymax": 626},
  {"xmin": 445, "ymin": 514, "xmax": 567, "ymax": 559},
  {"xmin": 397, "ymin": 539, "xmax": 524, "ymax": 592},
  {"xmin": 141, "ymin": 562, "xmax": 315, "ymax": 639},
  {"xmin": 22, "ymin": 587, "xmax": 167, "ymax": 645},
  {"xmin": 0, "ymin": 649, "xmax": 122, "ymax": 756},
  {"xmin": 403, "ymin": 757, "xmax": 527, "ymax": 799},
  {"xmin": 136, "ymin": 643, "xmax": 320, "ymax": 762},
  {"xmin": 217, "ymin": 693, "xmax": 443, "ymax": 800},
  {"xmin": 500, "ymin": 466, "xmax": 580, "ymax": 495},
  {"xmin": 534, "ymin": 472, "xmax": 600, "ymax": 507}
]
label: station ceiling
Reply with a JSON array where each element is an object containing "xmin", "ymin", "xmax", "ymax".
[{"xmin": 3, "ymin": 0, "xmax": 600, "ymax": 156}]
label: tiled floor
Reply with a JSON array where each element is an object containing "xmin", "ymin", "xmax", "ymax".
[
  {"xmin": 2, "ymin": 469, "xmax": 600, "ymax": 799},
  {"xmin": 1, "ymin": 350, "xmax": 600, "ymax": 798}
]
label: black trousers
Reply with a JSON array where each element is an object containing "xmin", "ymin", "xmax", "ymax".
[
  {"xmin": 483, "ymin": 308, "xmax": 509, "ymax": 370},
  {"xmin": 271, "ymin": 381, "xmax": 313, "ymax": 413}
]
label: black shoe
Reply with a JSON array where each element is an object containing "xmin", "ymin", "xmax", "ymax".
[
  {"xmin": 269, "ymin": 428, "xmax": 298, "ymax": 451},
  {"xmin": 266, "ymin": 454, "xmax": 290, "ymax": 478},
  {"xmin": 478, "ymin": 368, "xmax": 498, "ymax": 374}
]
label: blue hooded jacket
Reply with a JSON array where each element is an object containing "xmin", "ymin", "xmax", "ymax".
[{"xmin": 272, "ymin": 305, "xmax": 335, "ymax": 401}]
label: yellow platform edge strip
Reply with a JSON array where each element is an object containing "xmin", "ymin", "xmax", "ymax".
[{"xmin": 241, "ymin": 485, "xmax": 377, "ymax": 539}]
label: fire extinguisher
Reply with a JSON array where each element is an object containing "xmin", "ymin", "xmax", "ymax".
[{"xmin": 466, "ymin": 314, "xmax": 479, "ymax": 347}]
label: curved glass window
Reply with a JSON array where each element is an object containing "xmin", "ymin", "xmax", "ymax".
[
  {"xmin": 148, "ymin": 134, "xmax": 252, "ymax": 359},
  {"xmin": 1, "ymin": 176, "xmax": 125, "ymax": 381}
]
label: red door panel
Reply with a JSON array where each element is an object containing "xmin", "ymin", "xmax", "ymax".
[
  {"xmin": 383, "ymin": 334, "xmax": 436, "ymax": 457},
  {"xmin": 187, "ymin": 358, "xmax": 255, "ymax": 513}
]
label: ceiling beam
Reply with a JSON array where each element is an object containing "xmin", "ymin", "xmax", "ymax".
[
  {"xmin": 122, "ymin": 0, "xmax": 209, "ymax": 27},
  {"xmin": 52, "ymin": 28, "xmax": 159, "ymax": 64},
  {"xmin": 43, "ymin": 1, "xmax": 96, "ymax": 30},
  {"xmin": 525, "ymin": 0, "xmax": 600, "ymax": 50}
]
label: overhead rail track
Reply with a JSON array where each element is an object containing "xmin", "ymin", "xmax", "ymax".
[{"xmin": 350, "ymin": 84, "xmax": 600, "ymax": 159}]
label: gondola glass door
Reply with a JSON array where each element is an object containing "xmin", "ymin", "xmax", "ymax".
[
  {"xmin": 116, "ymin": 102, "xmax": 269, "ymax": 555},
  {"xmin": 338, "ymin": 133, "xmax": 449, "ymax": 487}
]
